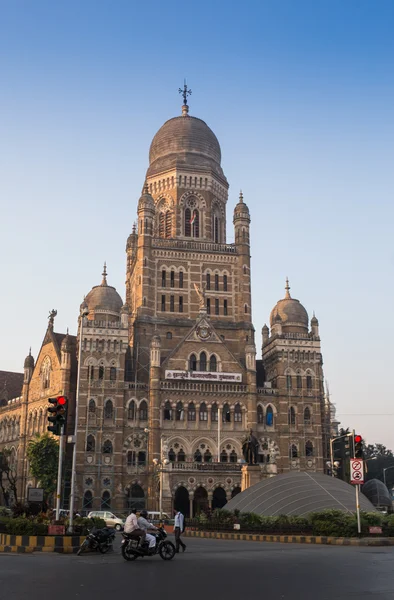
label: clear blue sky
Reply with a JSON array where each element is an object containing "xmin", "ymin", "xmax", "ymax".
[{"xmin": 1, "ymin": 0, "xmax": 393, "ymax": 448}]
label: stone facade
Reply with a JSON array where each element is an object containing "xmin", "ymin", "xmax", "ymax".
[{"xmin": 0, "ymin": 100, "xmax": 334, "ymax": 515}]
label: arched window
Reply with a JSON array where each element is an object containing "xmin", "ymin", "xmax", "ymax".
[
  {"xmin": 215, "ymin": 274, "xmax": 219, "ymax": 291},
  {"xmin": 191, "ymin": 209, "xmax": 199, "ymax": 238},
  {"xmin": 194, "ymin": 449, "xmax": 202, "ymax": 462},
  {"xmin": 139, "ymin": 401, "xmax": 148, "ymax": 421},
  {"xmin": 244, "ymin": 304, "xmax": 248, "ymax": 314},
  {"xmin": 199, "ymin": 402, "xmax": 208, "ymax": 422},
  {"xmin": 177, "ymin": 448, "xmax": 186, "ymax": 462},
  {"xmin": 83, "ymin": 490, "xmax": 93, "ymax": 510},
  {"xmin": 185, "ymin": 207, "xmax": 191, "ymax": 237},
  {"xmin": 128, "ymin": 400, "xmax": 135, "ymax": 420},
  {"xmin": 290, "ymin": 444, "xmax": 298, "ymax": 459},
  {"xmin": 162, "ymin": 270, "xmax": 166, "ymax": 287},
  {"xmin": 288, "ymin": 406, "xmax": 296, "ymax": 426},
  {"xmin": 89, "ymin": 366, "xmax": 94, "ymax": 380},
  {"xmin": 86, "ymin": 435, "xmax": 95, "ymax": 452},
  {"xmin": 209, "ymin": 354, "xmax": 217, "ymax": 372},
  {"xmin": 159, "ymin": 212, "xmax": 165, "ymax": 238},
  {"xmin": 220, "ymin": 450, "xmax": 228, "ymax": 462},
  {"xmin": 169, "ymin": 448, "xmax": 176, "ymax": 462},
  {"xmin": 101, "ymin": 491, "xmax": 111, "ymax": 509},
  {"xmin": 304, "ymin": 407, "xmax": 311, "ymax": 425},
  {"xmin": 306, "ymin": 375, "xmax": 313, "ymax": 390},
  {"xmin": 222, "ymin": 403, "xmax": 231, "ymax": 423},
  {"xmin": 305, "ymin": 441, "xmax": 314, "ymax": 457},
  {"xmin": 170, "ymin": 270, "xmax": 175, "ymax": 288},
  {"xmin": 103, "ymin": 440, "xmax": 113, "ymax": 454},
  {"xmin": 199, "ymin": 352, "xmax": 207, "ymax": 371},
  {"xmin": 99, "ymin": 366, "xmax": 104, "ymax": 380},
  {"xmin": 229, "ymin": 450, "xmax": 238, "ymax": 463},
  {"xmin": 203, "ymin": 449, "xmax": 212, "ymax": 463},
  {"xmin": 257, "ymin": 405, "xmax": 263, "ymax": 424},
  {"xmin": 164, "ymin": 401, "xmax": 172, "ymax": 420},
  {"xmin": 179, "ymin": 271, "xmax": 184, "ymax": 288},
  {"xmin": 188, "ymin": 402, "xmax": 196, "ymax": 421},
  {"xmin": 286, "ymin": 375, "xmax": 292, "ymax": 390},
  {"xmin": 127, "ymin": 451, "xmax": 136, "ymax": 466},
  {"xmin": 104, "ymin": 400, "xmax": 114, "ymax": 420},
  {"xmin": 88, "ymin": 399, "xmax": 96, "ymax": 414},
  {"xmin": 223, "ymin": 274, "xmax": 228, "ymax": 291},
  {"xmin": 176, "ymin": 402, "xmax": 184, "ymax": 421},
  {"xmin": 214, "ymin": 215, "xmax": 219, "ymax": 243},
  {"xmin": 165, "ymin": 211, "xmax": 172, "ymax": 238},
  {"xmin": 266, "ymin": 405, "xmax": 274, "ymax": 427},
  {"xmin": 189, "ymin": 354, "xmax": 197, "ymax": 371},
  {"xmin": 234, "ymin": 403, "xmax": 242, "ymax": 423},
  {"xmin": 206, "ymin": 273, "xmax": 211, "ymax": 290},
  {"xmin": 297, "ymin": 375, "xmax": 302, "ymax": 389},
  {"xmin": 211, "ymin": 403, "xmax": 218, "ymax": 422},
  {"xmin": 110, "ymin": 367, "xmax": 117, "ymax": 381}
]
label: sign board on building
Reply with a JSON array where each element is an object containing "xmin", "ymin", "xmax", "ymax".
[
  {"xmin": 165, "ymin": 370, "xmax": 242, "ymax": 383},
  {"xmin": 27, "ymin": 488, "xmax": 44, "ymax": 503},
  {"xmin": 350, "ymin": 459, "xmax": 364, "ymax": 485}
]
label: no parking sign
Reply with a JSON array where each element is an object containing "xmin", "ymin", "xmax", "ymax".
[{"xmin": 350, "ymin": 459, "xmax": 364, "ymax": 485}]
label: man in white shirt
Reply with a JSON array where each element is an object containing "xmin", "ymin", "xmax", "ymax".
[
  {"xmin": 174, "ymin": 508, "xmax": 186, "ymax": 553},
  {"xmin": 124, "ymin": 510, "xmax": 146, "ymax": 545},
  {"xmin": 137, "ymin": 511, "xmax": 158, "ymax": 549}
]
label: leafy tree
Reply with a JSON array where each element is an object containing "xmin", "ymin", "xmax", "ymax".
[
  {"xmin": 27, "ymin": 434, "xmax": 59, "ymax": 503},
  {"xmin": 0, "ymin": 449, "xmax": 18, "ymax": 506}
]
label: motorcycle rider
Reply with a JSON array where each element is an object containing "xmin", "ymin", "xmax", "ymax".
[
  {"xmin": 137, "ymin": 510, "xmax": 158, "ymax": 551},
  {"xmin": 124, "ymin": 509, "xmax": 146, "ymax": 545}
]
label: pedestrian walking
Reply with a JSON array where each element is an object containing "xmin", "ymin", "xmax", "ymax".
[{"xmin": 174, "ymin": 508, "xmax": 186, "ymax": 553}]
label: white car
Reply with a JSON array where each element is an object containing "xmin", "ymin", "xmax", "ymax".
[{"xmin": 87, "ymin": 510, "xmax": 125, "ymax": 531}]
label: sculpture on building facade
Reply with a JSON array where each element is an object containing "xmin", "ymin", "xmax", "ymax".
[{"xmin": 242, "ymin": 429, "xmax": 259, "ymax": 465}]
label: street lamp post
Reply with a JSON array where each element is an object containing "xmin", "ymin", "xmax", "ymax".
[
  {"xmin": 145, "ymin": 429, "xmax": 169, "ymax": 517},
  {"xmin": 68, "ymin": 304, "xmax": 89, "ymax": 533},
  {"xmin": 383, "ymin": 465, "xmax": 394, "ymax": 489}
]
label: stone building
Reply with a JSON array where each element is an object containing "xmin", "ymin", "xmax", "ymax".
[{"xmin": 0, "ymin": 95, "xmax": 333, "ymax": 515}]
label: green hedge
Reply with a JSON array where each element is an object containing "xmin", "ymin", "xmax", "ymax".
[
  {"xmin": 0, "ymin": 516, "xmax": 106, "ymax": 536},
  {"xmin": 190, "ymin": 509, "xmax": 394, "ymax": 537}
]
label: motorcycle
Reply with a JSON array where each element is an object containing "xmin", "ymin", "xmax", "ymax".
[
  {"xmin": 121, "ymin": 525, "xmax": 175, "ymax": 561},
  {"xmin": 77, "ymin": 520, "xmax": 116, "ymax": 555}
]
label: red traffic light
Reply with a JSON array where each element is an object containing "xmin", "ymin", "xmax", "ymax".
[
  {"xmin": 354, "ymin": 435, "xmax": 362, "ymax": 443},
  {"xmin": 57, "ymin": 396, "xmax": 67, "ymax": 405}
]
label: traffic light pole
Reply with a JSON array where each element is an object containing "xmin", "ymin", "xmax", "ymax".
[
  {"xmin": 353, "ymin": 429, "xmax": 361, "ymax": 535},
  {"xmin": 55, "ymin": 427, "xmax": 65, "ymax": 521}
]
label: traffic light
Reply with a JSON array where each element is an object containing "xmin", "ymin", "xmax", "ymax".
[
  {"xmin": 47, "ymin": 396, "xmax": 68, "ymax": 436},
  {"xmin": 354, "ymin": 434, "xmax": 364, "ymax": 459}
]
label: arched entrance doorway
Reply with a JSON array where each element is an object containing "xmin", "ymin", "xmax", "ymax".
[
  {"xmin": 127, "ymin": 484, "xmax": 145, "ymax": 511},
  {"xmin": 82, "ymin": 490, "xmax": 93, "ymax": 510},
  {"xmin": 193, "ymin": 487, "xmax": 209, "ymax": 515},
  {"xmin": 212, "ymin": 487, "xmax": 227, "ymax": 510},
  {"xmin": 174, "ymin": 486, "xmax": 190, "ymax": 517},
  {"xmin": 231, "ymin": 486, "xmax": 241, "ymax": 499}
]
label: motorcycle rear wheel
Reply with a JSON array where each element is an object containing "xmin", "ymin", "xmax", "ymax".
[
  {"xmin": 99, "ymin": 542, "xmax": 112, "ymax": 554},
  {"xmin": 159, "ymin": 541, "xmax": 176, "ymax": 561},
  {"xmin": 121, "ymin": 543, "xmax": 138, "ymax": 561},
  {"xmin": 77, "ymin": 539, "xmax": 89, "ymax": 556}
]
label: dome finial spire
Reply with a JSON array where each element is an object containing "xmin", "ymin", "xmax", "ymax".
[
  {"xmin": 102, "ymin": 262, "xmax": 108, "ymax": 286},
  {"xmin": 239, "ymin": 190, "xmax": 244, "ymax": 203},
  {"xmin": 179, "ymin": 79, "xmax": 192, "ymax": 116},
  {"xmin": 285, "ymin": 277, "xmax": 291, "ymax": 299}
]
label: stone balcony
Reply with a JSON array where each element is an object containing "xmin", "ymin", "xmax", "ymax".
[
  {"xmin": 153, "ymin": 238, "xmax": 237, "ymax": 254},
  {"xmin": 170, "ymin": 462, "xmax": 242, "ymax": 472},
  {"xmin": 161, "ymin": 381, "xmax": 247, "ymax": 394}
]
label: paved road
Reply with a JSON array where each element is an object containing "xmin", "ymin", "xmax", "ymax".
[{"xmin": 1, "ymin": 535, "xmax": 393, "ymax": 600}]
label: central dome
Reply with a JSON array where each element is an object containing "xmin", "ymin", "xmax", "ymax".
[{"xmin": 147, "ymin": 112, "xmax": 226, "ymax": 181}]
